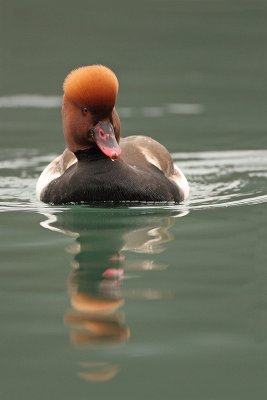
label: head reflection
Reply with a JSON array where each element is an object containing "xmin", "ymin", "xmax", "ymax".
[{"xmin": 41, "ymin": 207, "xmax": 187, "ymax": 381}]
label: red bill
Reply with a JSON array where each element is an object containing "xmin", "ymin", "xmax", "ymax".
[{"xmin": 91, "ymin": 121, "xmax": 122, "ymax": 161}]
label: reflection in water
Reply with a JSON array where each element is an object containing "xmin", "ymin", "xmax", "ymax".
[{"xmin": 41, "ymin": 208, "xmax": 187, "ymax": 382}]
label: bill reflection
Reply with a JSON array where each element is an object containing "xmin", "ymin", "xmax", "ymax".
[{"xmin": 40, "ymin": 208, "xmax": 187, "ymax": 382}]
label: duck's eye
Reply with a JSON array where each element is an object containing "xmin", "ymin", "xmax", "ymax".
[{"xmin": 82, "ymin": 107, "xmax": 88, "ymax": 114}]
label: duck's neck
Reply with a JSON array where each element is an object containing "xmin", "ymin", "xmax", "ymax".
[{"xmin": 74, "ymin": 147, "xmax": 108, "ymax": 161}]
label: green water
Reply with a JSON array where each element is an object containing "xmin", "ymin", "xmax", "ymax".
[{"xmin": 1, "ymin": 1, "xmax": 267, "ymax": 399}]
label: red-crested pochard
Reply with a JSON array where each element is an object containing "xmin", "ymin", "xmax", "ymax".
[{"xmin": 36, "ymin": 65, "xmax": 189, "ymax": 204}]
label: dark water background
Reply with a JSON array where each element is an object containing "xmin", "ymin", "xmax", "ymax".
[{"xmin": 0, "ymin": 1, "xmax": 267, "ymax": 399}]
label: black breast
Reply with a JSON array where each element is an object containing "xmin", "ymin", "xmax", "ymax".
[{"xmin": 41, "ymin": 150, "xmax": 182, "ymax": 205}]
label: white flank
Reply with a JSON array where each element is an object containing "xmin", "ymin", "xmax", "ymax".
[
  {"xmin": 36, "ymin": 149, "xmax": 77, "ymax": 200},
  {"xmin": 169, "ymin": 167, "xmax": 190, "ymax": 200},
  {"xmin": 36, "ymin": 156, "xmax": 62, "ymax": 200}
]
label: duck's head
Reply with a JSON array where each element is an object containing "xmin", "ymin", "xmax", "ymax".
[{"xmin": 62, "ymin": 65, "xmax": 121, "ymax": 160}]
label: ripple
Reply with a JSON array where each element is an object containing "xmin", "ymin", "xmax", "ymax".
[
  {"xmin": 0, "ymin": 149, "xmax": 266, "ymax": 213},
  {"xmin": 173, "ymin": 150, "xmax": 267, "ymax": 210}
]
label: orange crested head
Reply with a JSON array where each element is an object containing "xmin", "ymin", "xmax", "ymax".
[{"xmin": 63, "ymin": 65, "xmax": 119, "ymax": 114}]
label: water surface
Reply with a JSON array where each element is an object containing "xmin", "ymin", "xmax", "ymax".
[
  {"xmin": 1, "ymin": 1, "xmax": 267, "ymax": 399},
  {"xmin": 1, "ymin": 148, "xmax": 266, "ymax": 399}
]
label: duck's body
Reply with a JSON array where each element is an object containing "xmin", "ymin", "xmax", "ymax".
[
  {"xmin": 36, "ymin": 65, "xmax": 189, "ymax": 205},
  {"xmin": 37, "ymin": 136, "xmax": 188, "ymax": 204}
]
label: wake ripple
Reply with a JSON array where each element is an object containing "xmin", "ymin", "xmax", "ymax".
[{"xmin": 173, "ymin": 150, "xmax": 267, "ymax": 210}]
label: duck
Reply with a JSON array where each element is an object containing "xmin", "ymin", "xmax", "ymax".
[{"xmin": 36, "ymin": 65, "xmax": 189, "ymax": 205}]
